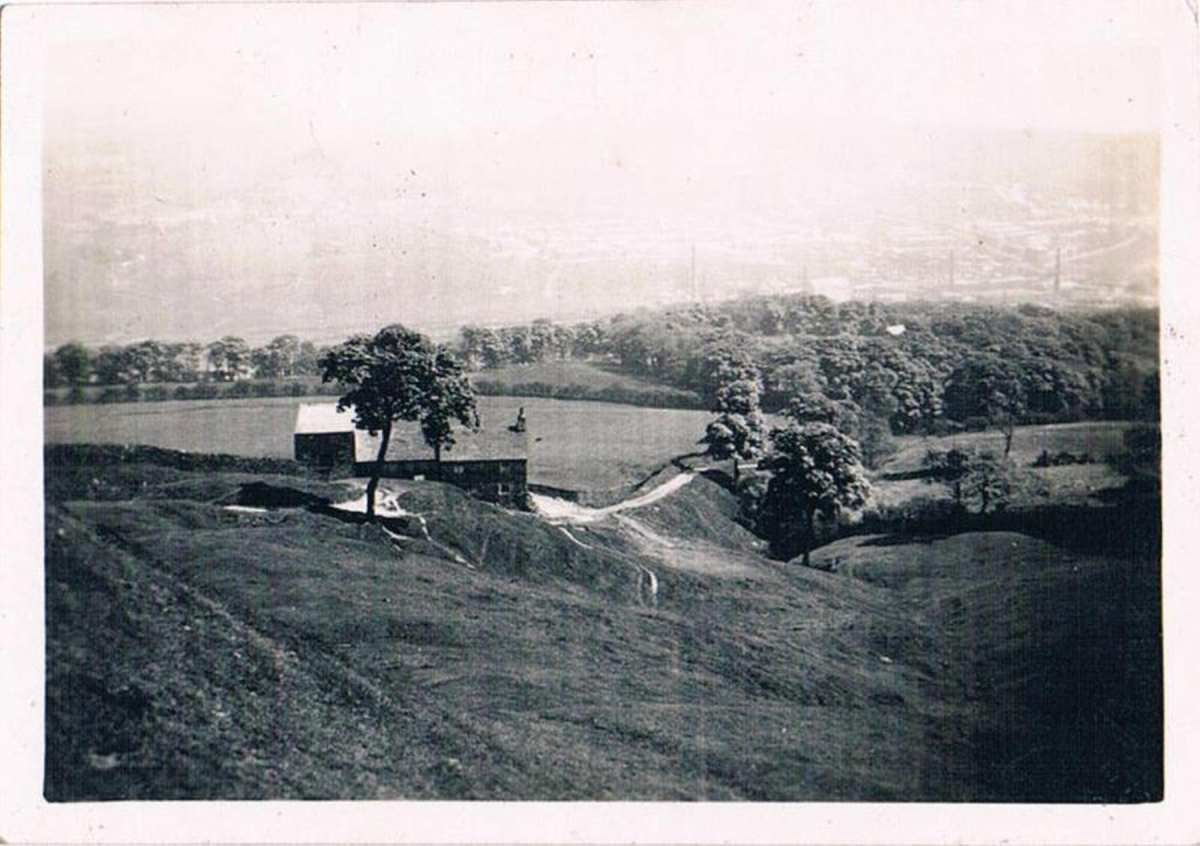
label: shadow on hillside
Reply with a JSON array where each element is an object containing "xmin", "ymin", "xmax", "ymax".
[
  {"xmin": 858, "ymin": 533, "xmax": 947, "ymax": 547},
  {"xmin": 856, "ymin": 496, "xmax": 1160, "ymax": 562},
  {"xmin": 231, "ymin": 481, "xmax": 429, "ymax": 537},
  {"xmin": 232, "ymin": 481, "xmax": 329, "ymax": 510}
]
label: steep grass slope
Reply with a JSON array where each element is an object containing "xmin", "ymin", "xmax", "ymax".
[{"xmin": 44, "ymin": 450, "xmax": 1160, "ymax": 801}]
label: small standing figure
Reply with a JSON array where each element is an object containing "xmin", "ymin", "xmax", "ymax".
[{"xmin": 511, "ymin": 407, "xmax": 527, "ymax": 433}]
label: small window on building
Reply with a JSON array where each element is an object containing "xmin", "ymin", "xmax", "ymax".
[
  {"xmin": 452, "ymin": 465, "xmax": 465, "ymax": 475},
  {"xmin": 497, "ymin": 483, "xmax": 509, "ymax": 495}
]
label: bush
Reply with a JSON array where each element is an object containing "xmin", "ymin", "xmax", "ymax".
[
  {"xmin": 931, "ymin": 418, "xmax": 965, "ymax": 436},
  {"xmin": 1033, "ymin": 449, "xmax": 1096, "ymax": 468},
  {"xmin": 224, "ymin": 381, "xmax": 253, "ymax": 398},
  {"xmin": 143, "ymin": 385, "xmax": 169, "ymax": 402},
  {"xmin": 859, "ymin": 494, "xmax": 962, "ymax": 535}
]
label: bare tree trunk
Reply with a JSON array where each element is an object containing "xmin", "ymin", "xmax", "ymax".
[
  {"xmin": 802, "ymin": 504, "xmax": 815, "ymax": 568},
  {"xmin": 733, "ymin": 456, "xmax": 740, "ymax": 486},
  {"xmin": 433, "ymin": 442, "xmax": 442, "ymax": 481},
  {"xmin": 365, "ymin": 422, "xmax": 392, "ymax": 520}
]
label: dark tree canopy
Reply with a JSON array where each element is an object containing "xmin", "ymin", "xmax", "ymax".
[
  {"xmin": 700, "ymin": 371, "xmax": 766, "ymax": 483},
  {"xmin": 319, "ymin": 325, "xmax": 477, "ymax": 518},
  {"xmin": 757, "ymin": 422, "xmax": 871, "ymax": 565},
  {"xmin": 53, "ymin": 342, "xmax": 91, "ymax": 387},
  {"xmin": 416, "ymin": 346, "xmax": 478, "ymax": 463},
  {"xmin": 207, "ymin": 336, "xmax": 251, "ymax": 382},
  {"xmin": 944, "ymin": 355, "xmax": 1028, "ymax": 455}
]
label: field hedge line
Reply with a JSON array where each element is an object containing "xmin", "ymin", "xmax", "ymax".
[{"xmin": 472, "ymin": 378, "xmax": 704, "ymax": 410}]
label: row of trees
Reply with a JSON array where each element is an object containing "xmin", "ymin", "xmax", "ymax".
[
  {"xmin": 697, "ymin": 354, "xmax": 871, "ymax": 564},
  {"xmin": 455, "ymin": 320, "xmax": 607, "ymax": 370},
  {"xmin": 43, "ymin": 335, "xmax": 327, "ymax": 388},
  {"xmin": 465, "ymin": 296, "xmax": 1158, "ymax": 469}
]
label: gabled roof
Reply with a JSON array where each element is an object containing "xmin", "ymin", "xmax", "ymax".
[
  {"xmin": 295, "ymin": 403, "xmax": 356, "ymax": 434},
  {"xmin": 294, "ymin": 403, "xmax": 527, "ymax": 463}
]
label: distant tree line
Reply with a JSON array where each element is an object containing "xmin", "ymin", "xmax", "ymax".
[
  {"xmin": 459, "ymin": 295, "xmax": 1160, "ymax": 467},
  {"xmin": 46, "ymin": 296, "xmax": 1159, "ymax": 438},
  {"xmin": 43, "ymin": 334, "xmax": 329, "ymax": 390}
]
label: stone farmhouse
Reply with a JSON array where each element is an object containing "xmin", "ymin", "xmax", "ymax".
[{"xmin": 293, "ymin": 403, "xmax": 528, "ymax": 506}]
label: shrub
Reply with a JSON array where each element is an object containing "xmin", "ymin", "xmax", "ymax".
[
  {"xmin": 859, "ymin": 493, "xmax": 961, "ymax": 535},
  {"xmin": 1033, "ymin": 449, "xmax": 1096, "ymax": 468}
]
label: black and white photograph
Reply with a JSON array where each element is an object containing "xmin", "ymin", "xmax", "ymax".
[{"xmin": 2, "ymin": 0, "xmax": 1198, "ymax": 840}]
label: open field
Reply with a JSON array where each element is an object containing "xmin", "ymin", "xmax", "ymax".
[
  {"xmin": 871, "ymin": 421, "xmax": 1136, "ymax": 511},
  {"xmin": 44, "ymin": 448, "xmax": 1161, "ymax": 801},
  {"xmin": 884, "ymin": 421, "xmax": 1135, "ymax": 473},
  {"xmin": 44, "ymin": 396, "xmax": 712, "ymax": 493},
  {"xmin": 472, "ymin": 360, "xmax": 698, "ymax": 397},
  {"xmin": 45, "ymin": 397, "xmax": 1140, "ymax": 505}
]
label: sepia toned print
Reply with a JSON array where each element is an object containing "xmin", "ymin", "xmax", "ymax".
[{"xmin": 39, "ymin": 1, "xmax": 1161, "ymax": 803}]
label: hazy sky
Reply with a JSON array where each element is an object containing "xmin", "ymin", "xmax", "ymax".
[{"xmin": 41, "ymin": 1, "xmax": 1164, "ymax": 346}]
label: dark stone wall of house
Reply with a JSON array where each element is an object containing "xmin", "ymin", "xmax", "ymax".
[
  {"xmin": 352, "ymin": 458, "xmax": 528, "ymax": 507},
  {"xmin": 294, "ymin": 432, "xmax": 356, "ymax": 476},
  {"xmin": 296, "ymin": 432, "xmax": 528, "ymax": 506}
]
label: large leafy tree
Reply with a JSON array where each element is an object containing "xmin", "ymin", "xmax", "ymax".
[
  {"xmin": 922, "ymin": 447, "xmax": 972, "ymax": 512},
  {"xmin": 757, "ymin": 422, "xmax": 871, "ymax": 565},
  {"xmin": 91, "ymin": 345, "xmax": 127, "ymax": 385},
  {"xmin": 207, "ymin": 336, "xmax": 251, "ymax": 382},
  {"xmin": 253, "ymin": 334, "xmax": 301, "ymax": 380},
  {"xmin": 923, "ymin": 447, "xmax": 1023, "ymax": 515},
  {"xmin": 700, "ymin": 369, "xmax": 766, "ymax": 484},
  {"xmin": 784, "ymin": 392, "xmax": 860, "ymax": 435},
  {"xmin": 320, "ymin": 325, "xmax": 476, "ymax": 518},
  {"xmin": 416, "ymin": 346, "xmax": 478, "ymax": 466},
  {"xmin": 53, "ymin": 342, "xmax": 91, "ymax": 387},
  {"xmin": 944, "ymin": 355, "xmax": 1028, "ymax": 457}
]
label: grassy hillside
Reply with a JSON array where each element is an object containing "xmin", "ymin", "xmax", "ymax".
[{"xmin": 45, "ymin": 447, "xmax": 1160, "ymax": 801}]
